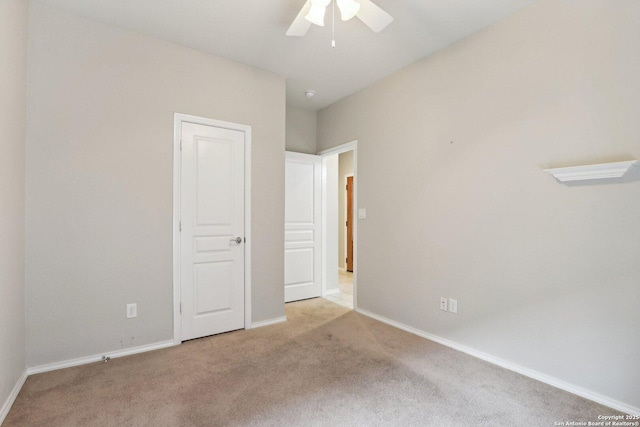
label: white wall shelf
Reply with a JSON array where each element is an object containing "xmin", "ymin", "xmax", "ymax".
[{"xmin": 543, "ymin": 160, "xmax": 637, "ymax": 182}]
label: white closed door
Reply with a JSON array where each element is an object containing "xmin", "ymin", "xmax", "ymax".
[
  {"xmin": 285, "ymin": 152, "xmax": 322, "ymax": 302},
  {"xmin": 180, "ymin": 122, "xmax": 245, "ymax": 341}
]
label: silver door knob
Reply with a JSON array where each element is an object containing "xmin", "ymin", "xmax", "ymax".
[{"xmin": 230, "ymin": 237, "xmax": 242, "ymax": 244}]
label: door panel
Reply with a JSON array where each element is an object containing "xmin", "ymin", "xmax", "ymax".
[
  {"xmin": 195, "ymin": 262, "xmax": 232, "ymax": 313},
  {"xmin": 285, "ymin": 248, "xmax": 314, "ymax": 282},
  {"xmin": 196, "ymin": 139, "xmax": 233, "ymax": 224},
  {"xmin": 181, "ymin": 122, "xmax": 245, "ymax": 340},
  {"xmin": 285, "ymin": 152, "xmax": 321, "ymax": 302}
]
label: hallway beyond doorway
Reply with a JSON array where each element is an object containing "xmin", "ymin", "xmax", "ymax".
[{"xmin": 324, "ymin": 271, "xmax": 353, "ymax": 309}]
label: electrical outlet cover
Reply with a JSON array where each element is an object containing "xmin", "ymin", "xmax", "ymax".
[{"xmin": 440, "ymin": 297, "xmax": 448, "ymax": 311}]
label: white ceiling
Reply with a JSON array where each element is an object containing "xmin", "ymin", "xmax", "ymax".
[{"xmin": 36, "ymin": 0, "xmax": 534, "ymax": 111}]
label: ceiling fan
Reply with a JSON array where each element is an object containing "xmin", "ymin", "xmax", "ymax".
[{"xmin": 286, "ymin": 0, "xmax": 393, "ymax": 37}]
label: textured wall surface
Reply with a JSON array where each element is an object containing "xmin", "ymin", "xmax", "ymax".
[
  {"xmin": 26, "ymin": 3, "xmax": 285, "ymax": 367},
  {"xmin": 0, "ymin": 0, "xmax": 28, "ymax": 416},
  {"xmin": 285, "ymin": 106, "xmax": 317, "ymax": 154},
  {"xmin": 318, "ymin": 0, "xmax": 640, "ymax": 410}
]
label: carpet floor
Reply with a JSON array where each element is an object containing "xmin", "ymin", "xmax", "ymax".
[{"xmin": 5, "ymin": 298, "xmax": 621, "ymax": 426}]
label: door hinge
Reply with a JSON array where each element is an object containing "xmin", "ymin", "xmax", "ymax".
[
  {"xmin": 179, "ymin": 221, "xmax": 182, "ymax": 232},
  {"xmin": 346, "ymin": 221, "xmax": 348, "ymax": 227},
  {"xmin": 346, "ymin": 258, "xmax": 348, "ymax": 263},
  {"xmin": 244, "ymin": 237, "xmax": 246, "ymax": 243},
  {"xmin": 180, "ymin": 302, "xmax": 182, "ymax": 313}
]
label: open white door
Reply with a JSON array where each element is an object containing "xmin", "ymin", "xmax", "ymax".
[
  {"xmin": 180, "ymin": 122, "xmax": 245, "ymax": 340},
  {"xmin": 285, "ymin": 152, "xmax": 322, "ymax": 302}
]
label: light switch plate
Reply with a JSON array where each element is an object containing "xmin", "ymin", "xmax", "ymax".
[
  {"xmin": 126, "ymin": 303, "xmax": 137, "ymax": 318},
  {"xmin": 449, "ymin": 298, "xmax": 458, "ymax": 314}
]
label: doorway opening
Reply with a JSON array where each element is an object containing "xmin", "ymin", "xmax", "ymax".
[{"xmin": 319, "ymin": 141, "xmax": 357, "ymax": 310}]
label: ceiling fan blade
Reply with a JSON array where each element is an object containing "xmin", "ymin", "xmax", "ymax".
[
  {"xmin": 286, "ymin": 0, "xmax": 313, "ymax": 36},
  {"xmin": 356, "ymin": 0, "xmax": 393, "ymax": 33}
]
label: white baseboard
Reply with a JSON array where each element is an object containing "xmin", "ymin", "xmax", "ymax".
[
  {"xmin": 355, "ymin": 307, "xmax": 640, "ymax": 416},
  {"xmin": 27, "ymin": 340, "xmax": 177, "ymax": 375},
  {"xmin": 0, "ymin": 370, "xmax": 28, "ymax": 425},
  {"xmin": 251, "ymin": 316, "xmax": 287, "ymax": 329},
  {"xmin": 323, "ymin": 288, "xmax": 341, "ymax": 296}
]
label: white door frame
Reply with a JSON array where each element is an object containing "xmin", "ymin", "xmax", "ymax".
[
  {"xmin": 318, "ymin": 141, "xmax": 358, "ymax": 309},
  {"xmin": 173, "ymin": 113, "xmax": 252, "ymax": 344}
]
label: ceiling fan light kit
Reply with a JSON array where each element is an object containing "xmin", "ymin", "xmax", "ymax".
[
  {"xmin": 306, "ymin": 0, "xmax": 331, "ymax": 27},
  {"xmin": 287, "ymin": 0, "xmax": 393, "ymax": 38},
  {"xmin": 336, "ymin": 0, "xmax": 361, "ymax": 21}
]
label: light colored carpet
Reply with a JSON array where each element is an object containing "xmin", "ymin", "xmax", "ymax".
[{"xmin": 5, "ymin": 298, "xmax": 621, "ymax": 426}]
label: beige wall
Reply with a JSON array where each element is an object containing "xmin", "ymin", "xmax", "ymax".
[
  {"xmin": 0, "ymin": 0, "xmax": 28, "ymax": 414},
  {"xmin": 285, "ymin": 106, "xmax": 317, "ymax": 154},
  {"xmin": 26, "ymin": 3, "xmax": 285, "ymax": 367},
  {"xmin": 338, "ymin": 151, "xmax": 354, "ymax": 270},
  {"xmin": 318, "ymin": 0, "xmax": 640, "ymax": 409}
]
